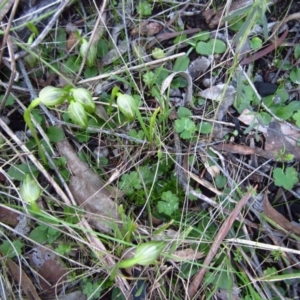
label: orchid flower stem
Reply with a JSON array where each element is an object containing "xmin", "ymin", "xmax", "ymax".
[
  {"xmin": 30, "ymin": 201, "xmax": 42, "ymax": 214},
  {"xmin": 24, "ymin": 98, "xmax": 47, "ymax": 164}
]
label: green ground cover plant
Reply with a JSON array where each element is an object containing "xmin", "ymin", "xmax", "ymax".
[{"xmin": 1, "ymin": 0, "xmax": 300, "ymax": 299}]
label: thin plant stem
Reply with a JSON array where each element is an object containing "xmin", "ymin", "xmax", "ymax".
[{"xmin": 23, "ymin": 98, "xmax": 47, "ymax": 164}]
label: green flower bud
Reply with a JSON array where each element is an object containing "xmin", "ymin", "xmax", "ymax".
[
  {"xmin": 117, "ymin": 93, "xmax": 136, "ymax": 121},
  {"xmin": 39, "ymin": 86, "xmax": 67, "ymax": 107},
  {"xmin": 118, "ymin": 241, "xmax": 166, "ymax": 268},
  {"xmin": 68, "ymin": 101, "xmax": 88, "ymax": 128},
  {"xmin": 134, "ymin": 241, "xmax": 166, "ymax": 266},
  {"xmin": 72, "ymin": 88, "xmax": 96, "ymax": 113},
  {"xmin": 20, "ymin": 174, "xmax": 41, "ymax": 204},
  {"xmin": 24, "ymin": 53, "xmax": 38, "ymax": 68},
  {"xmin": 80, "ymin": 39, "xmax": 97, "ymax": 68}
]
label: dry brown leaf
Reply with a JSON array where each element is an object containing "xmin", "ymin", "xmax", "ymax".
[
  {"xmin": 0, "ymin": 206, "xmax": 20, "ymax": 227},
  {"xmin": 28, "ymin": 245, "xmax": 68, "ymax": 298},
  {"xmin": 264, "ymin": 122, "xmax": 300, "ymax": 160},
  {"xmin": 56, "ymin": 139, "xmax": 120, "ymax": 233},
  {"xmin": 213, "ymin": 143, "xmax": 274, "ymax": 160},
  {"xmin": 171, "ymin": 248, "xmax": 204, "ymax": 262},
  {"xmin": 198, "ymin": 84, "xmax": 236, "ymax": 121},
  {"xmin": 3, "ymin": 256, "xmax": 41, "ymax": 300},
  {"xmin": 215, "ymin": 288, "xmax": 241, "ymax": 300},
  {"xmin": 263, "ymin": 194, "xmax": 300, "ymax": 237},
  {"xmin": 53, "ymin": 291, "xmax": 86, "ymax": 300},
  {"xmin": 67, "ymin": 32, "xmax": 79, "ymax": 51},
  {"xmin": 131, "ymin": 20, "xmax": 163, "ymax": 36},
  {"xmin": 238, "ymin": 109, "xmax": 300, "ymax": 160}
]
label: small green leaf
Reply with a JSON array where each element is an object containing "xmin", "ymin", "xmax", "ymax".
[
  {"xmin": 177, "ymin": 107, "xmax": 192, "ymax": 118},
  {"xmin": 273, "ymin": 167, "xmax": 298, "ymax": 190},
  {"xmin": 258, "ymin": 112, "xmax": 272, "ymax": 125},
  {"xmin": 193, "ymin": 31, "xmax": 210, "ymax": 42},
  {"xmin": 207, "ymin": 39, "xmax": 226, "ymax": 54},
  {"xmin": 173, "ymin": 34, "xmax": 187, "ymax": 44},
  {"xmin": 250, "ymin": 37, "xmax": 262, "ymax": 50},
  {"xmin": 175, "ymin": 117, "xmax": 197, "ymax": 139},
  {"xmin": 215, "ymin": 174, "xmax": 227, "ymax": 189},
  {"xmin": 56, "ymin": 244, "xmax": 72, "ymax": 255},
  {"xmin": 196, "ymin": 39, "xmax": 226, "ymax": 55},
  {"xmin": 173, "ymin": 56, "xmax": 190, "ymax": 72},
  {"xmin": 152, "ymin": 47, "xmax": 165, "ymax": 59},
  {"xmin": 129, "ymin": 129, "xmax": 145, "ymax": 140},
  {"xmin": 83, "ymin": 281, "xmax": 102, "ymax": 300},
  {"xmin": 7, "ymin": 164, "xmax": 38, "ymax": 181},
  {"xmin": 64, "ymin": 56, "xmax": 80, "ymax": 73},
  {"xmin": 47, "ymin": 126, "xmax": 65, "ymax": 143},
  {"xmin": 274, "ymin": 107, "xmax": 293, "ymax": 120},
  {"xmin": 287, "ymin": 101, "xmax": 300, "ymax": 113},
  {"xmin": 276, "ymin": 87, "xmax": 289, "ymax": 102},
  {"xmin": 199, "ymin": 121, "xmax": 212, "ymax": 134},
  {"xmin": 157, "ymin": 191, "xmax": 179, "ymax": 216},
  {"xmin": 29, "ymin": 226, "xmax": 48, "ymax": 243},
  {"xmin": 196, "ymin": 41, "xmax": 212, "ymax": 55},
  {"xmin": 27, "ymin": 23, "xmax": 39, "ymax": 36},
  {"xmin": 143, "ymin": 71, "xmax": 156, "ymax": 87},
  {"xmin": 84, "ymin": 66, "xmax": 98, "ymax": 78},
  {"xmin": 136, "ymin": 1, "xmax": 152, "ymax": 16},
  {"xmin": 97, "ymin": 40, "xmax": 109, "ymax": 58},
  {"xmin": 294, "ymin": 44, "xmax": 300, "ymax": 59},
  {"xmin": 290, "ymin": 68, "xmax": 300, "ymax": 84},
  {"xmin": 119, "ymin": 171, "xmax": 142, "ymax": 195},
  {"xmin": 0, "ymin": 94, "xmax": 15, "ymax": 107},
  {"xmin": 293, "ymin": 110, "xmax": 300, "ymax": 127},
  {"xmin": 0, "ymin": 240, "xmax": 23, "ymax": 258}
]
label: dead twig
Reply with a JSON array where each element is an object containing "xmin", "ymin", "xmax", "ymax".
[
  {"xmin": 240, "ymin": 30, "xmax": 288, "ymax": 65},
  {"xmin": 0, "ymin": 0, "xmax": 19, "ymax": 64},
  {"xmin": 0, "ymin": 35, "xmax": 16, "ymax": 113},
  {"xmin": 188, "ymin": 187, "xmax": 256, "ymax": 299}
]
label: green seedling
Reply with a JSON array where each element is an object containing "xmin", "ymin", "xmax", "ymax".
[
  {"xmin": 250, "ymin": 36, "xmax": 262, "ymax": 50},
  {"xmin": 152, "ymin": 47, "xmax": 166, "ymax": 59},
  {"xmin": 157, "ymin": 191, "xmax": 179, "ymax": 216},
  {"xmin": 273, "ymin": 166, "xmax": 298, "ymax": 190},
  {"xmin": 0, "ymin": 240, "xmax": 23, "ymax": 259},
  {"xmin": 136, "ymin": 1, "xmax": 152, "ymax": 16}
]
